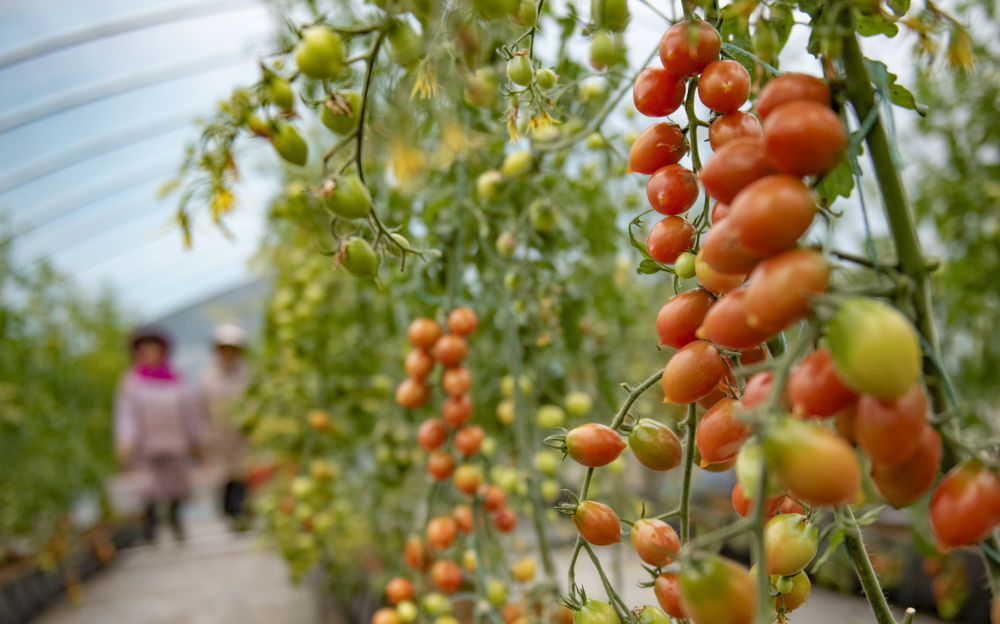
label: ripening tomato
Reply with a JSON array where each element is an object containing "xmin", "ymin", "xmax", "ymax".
[
  {"xmin": 418, "ymin": 418, "xmax": 448, "ymax": 451},
  {"xmin": 730, "ymin": 481, "xmax": 783, "ymax": 518},
  {"xmin": 433, "ymin": 334, "xmax": 468, "ymax": 367},
  {"xmin": 697, "ymin": 385, "xmax": 729, "ymax": 409},
  {"xmin": 397, "ymin": 378, "xmax": 431, "ymax": 409},
  {"xmin": 409, "ymin": 318, "xmax": 443, "ymax": 349},
  {"xmin": 447, "ymin": 307, "xmax": 478, "ymax": 335},
  {"xmin": 659, "ymin": 20, "xmax": 721, "ymax": 76},
  {"xmin": 442, "ymin": 367, "xmax": 472, "ymax": 396},
  {"xmin": 662, "ymin": 340, "xmax": 727, "ymax": 403},
  {"xmin": 427, "ymin": 515, "xmax": 458, "ymax": 549},
  {"xmin": 647, "ymin": 217, "xmax": 695, "ymax": 264},
  {"xmin": 633, "ymin": 68, "xmax": 686, "ymax": 117},
  {"xmin": 764, "ymin": 513, "xmax": 818, "ymax": 575},
  {"xmin": 764, "ymin": 100, "xmax": 847, "ymax": 176},
  {"xmin": 629, "ymin": 122, "xmax": 688, "ymax": 174},
  {"xmin": 697, "ymin": 289, "xmax": 770, "ymax": 349},
  {"xmin": 774, "ymin": 570, "xmax": 811, "ymax": 613},
  {"xmin": 700, "ymin": 138, "xmax": 774, "ymax": 204},
  {"xmin": 647, "ymin": 164, "xmax": 699, "ymax": 215},
  {"xmin": 431, "ymin": 560, "xmax": 463, "ymax": 593},
  {"xmin": 679, "ymin": 555, "xmax": 756, "ymax": 624},
  {"xmin": 631, "ymin": 518, "xmax": 680, "ymax": 567},
  {"xmin": 697, "ymin": 399, "xmax": 750, "ymax": 465},
  {"xmin": 405, "ymin": 349, "xmax": 435, "ymax": 379},
  {"xmin": 656, "ymin": 289, "xmax": 715, "ymax": 348},
  {"xmin": 741, "ymin": 371, "xmax": 781, "ymax": 407},
  {"xmin": 711, "ymin": 202, "xmax": 731, "ymax": 223},
  {"xmin": 743, "ymin": 248, "xmax": 829, "ymax": 333},
  {"xmin": 635, "ymin": 605, "xmax": 670, "ymax": 624},
  {"xmin": 709, "ymin": 112, "xmax": 763, "ymax": 150},
  {"xmin": 629, "ymin": 418, "xmax": 683, "ymax": 471},
  {"xmin": 763, "ymin": 420, "xmax": 861, "ymax": 506},
  {"xmin": 565, "ymin": 423, "xmax": 626, "ymax": 467},
  {"xmin": 574, "ymin": 599, "xmax": 619, "ymax": 624},
  {"xmin": 756, "ymin": 73, "xmax": 831, "ymax": 120},
  {"xmin": 428, "ymin": 451, "xmax": 456, "ymax": 481},
  {"xmin": 695, "ymin": 250, "xmax": 746, "ymax": 295},
  {"xmin": 455, "ymin": 425, "xmax": 484, "ymax": 456},
  {"xmin": 654, "ymin": 573, "xmax": 687, "ymax": 619},
  {"xmin": 787, "ymin": 348, "xmax": 857, "ymax": 417},
  {"xmin": 404, "ymin": 536, "xmax": 429, "ymax": 571},
  {"xmin": 856, "ymin": 383, "xmax": 927, "ymax": 465},
  {"xmin": 482, "ymin": 484, "xmax": 506, "ymax": 511},
  {"xmin": 453, "ymin": 464, "xmax": 483, "ymax": 495},
  {"xmin": 573, "ymin": 500, "xmax": 621, "ymax": 545},
  {"xmin": 453, "ymin": 504, "xmax": 473, "ymax": 534},
  {"xmin": 835, "ymin": 403, "xmax": 858, "ymax": 442},
  {"xmin": 372, "ymin": 607, "xmax": 402, "ymax": 624},
  {"xmin": 493, "ymin": 506, "xmax": 518, "ymax": 532},
  {"xmin": 930, "ymin": 460, "xmax": 1000, "ymax": 549},
  {"xmin": 442, "ymin": 394, "xmax": 473, "ymax": 427},
  {"xmin": 699, "ymin": 218, "xmax": 762, "ymax": 275},
  {"xmin": 727, "ymin": 175, "xmax": 817, "ymax": 256},
  {"xmin": 871, "ymin": 423, "xmax": 941, "ymax": 508},
  {"xmin": 386, "ymin": 577, "xmax": 415, "ymax": 604},
  {"xmin": 698, "ymin": 60, "xmax": 751, "ymax": 113}
]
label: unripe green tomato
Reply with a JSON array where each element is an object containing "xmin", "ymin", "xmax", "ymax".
[
  {"xmin": 675, "ymin": 251, "xmax": 696, "ymax": 278},
  {"xmin": 764, "ymin": 513, "xmax": 818, "ymax": 576},
  {"xmin": 502, "ymin": 149, "xmax": 532, "ymax": 177},
  {"xmin": 533, "ymin": 125, "xmax": 560, "ymax": 142},
  {"xmin": 534, "ymin": 449, "xmax": 561, "ymax": 475},
  {"xmin": 574, "ymin": 599, "xmax": 618, "ymax": 624},
  {"xmin": 500, "ymin": 374, "xmax": 532, "ymax": 396},
  {"xmin": 529, "ymin": 198, "xmax": 559, "ymax": 232},
  {"xmin": 295, "ymin": 26, "xmax": 344, "ymax": 80},
  {"xmin": 435, "ymin": 614, "xmax": 459, "ymax": 624},
  {"xmin": 736, "ymin": 439, "xmax": 781, "ymax": 499},
  {"xmin": 247, "ymin": 113, "xmax": 270, "ymax": 137},
  {"xmin": 386, "ymin": 233, "xmax": 410, "ymax": 256},
  {"xmin": 507, "ymin": 55, "xmax": 534, "ymax": 86},
  {"xmin": 537, "ymin": 404, "xmax": 566, "ymax": 429},
  {"xmin": 291, "ymin": 476, "xmax": 314, "ymax": 498},
  {"xmin": 607, "ymin": 456, "xmax": 626, "ymax": 474},
  {"xmin": 503, "ymin": 270, "xmax": 522, "ymax": 290},
  {"xmin": 397, "ymin": 601, "xmax": 418, "ymax": 623},
  {"xmin": 536, "ymin": 67, "xmax": 558, "ymax": 89},
  {"xmin": 495, "ymin": 231, "xmax": 517, "ymax": 257},
  {"xmin": 268, "ymin": 77, "xmax": 295, "ymax": 112},
  {"xmin": 422, "ymin": 593, "xmax": 451, "ymax": 616},
  {"xmin": 776, "ymin": 571, "xmax": 811, "ymax": 611},
  {"xmin": 486, "ymin": 579, "xmax": 507, "ymax": 606},
  {"xmin": 635, "ymin": 605, "xmax": 669, "ymax": 624},
  {"xmin": 472, "ymin": 0, "xmax": 518, "ymax": 19},
  {"xmin": 464, "ymin": 68, "xmax": 498, "ymax": 108},
  {"xmin": 564, "ymin": 391, "xmax": 593, "ymax": 416},
  {"xmin": 580, "ymin": 77, "xmax": 607, "ymax": 100},
  {"xmin": 321, "ymin": 91, "xmax": 362, "ymax": 134},
  {"xmin": 270, "ymin": 122, "xmax": 308, "ymax": 166},
  {"xmin": 343, "ymin": 237, "xmax": 378, "ymax": 278},
  {"xmin": 481, "ymin": 436, "xmax": 498, "ymax": 457},
  {"xmin": 517, "ymin": 0, "xmax": 537, "ymax": 26},
  {"xmin": 623, "ymin": 128, "xmax": 640, "ymax": 146},
  {"xmin": 540, "ymin": 479, "xmax": 561, "ymax": 501},
  {"xmin": 324, "ymin": 174, "xmax": 371, "ymax": 219},
  {"xmin": 586, "ymin": 133, "xmax": 606, "ymax": 149},
  {"xmin": 593, "ymin": 0, "xmax": 629, "ymax": 32},
  {"xmin": 496, "ymin": 398, "xmax": 515, "ymax": 425},
  {"xmin": 774, "ymin": 575, "xmax": 795, "ymax": 595},
  {"xmin": 590, "ymin": 30, "xmax": 616, "ymax": 70},
  {"xmin": 476, "ymin": 170, "xmax": 503, "ymax": 199},
  {"xmin": 388, "ymin": 21, "xmax": 422, "ymax": 69}
]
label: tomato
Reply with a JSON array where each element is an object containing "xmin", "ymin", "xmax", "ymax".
[
  {"xmin": 646, "ymin": 165, "xmax": 699, "ymax": 215},
  {"xmin": 343, "ymin": 237, "xmax": 377, "ymax": 278},
  {"xmin": 418, "ymin": 418, "xmax": 448, "ymax": 451},
  {"xmin": 727, "ymin": 175, "xmax": 816, "ymax": 256},
  {"xmin": 271, "ymin": 122, "xmax": 308, "ymax": 166},
  {"xmin": 856, "ymin": 383, "xmax": 927, "ymax": 465},
  {"xmin": 387, "ymin": 20, "xmax": 421, "ymax": 68},
  {"xmin": 756, "ymin": 73, "xmax": 831, "ymax": 120},
  {"xmin": 404, "ymin": 536, "xmax": 429, "ymax": 571},
  {"xmin": 447, "ymin": 307, "xmax": 478, "ymax": 335},
  {"xmin": 787, "ymin": 348, "xmax": 856, "ymax": 417},
  {"xmin": 431, "ymin": 560, "xmax": 463, "ymax": 593},
  {"xmin": 590, "ymin": 30, "xmax": 618, "ymax": 70},
  {"xmin": 662, "ymin": 340, "xmax": 727, "ymax": 403},
  {"xmin": 454, "ymin": 425, "xmax": 484, "ymax": 456},
  {"xmin": 628, "ymin": 122, "xmax": 688, "ymax": 174},
  {"xmin": 409, "ymin": 318, "xmax": 443, "ymax": 349},
  {"xmin": 574, "ymin": 599, "xmax": 618, "ymax": 624},
  {"xmin": 763, "ymin": 420, "xmax": 861, "ymax": 506},
  {"xmin": 427, "ymin": 515, "xmax": 458, "ymax": 549},
  {"xmin": 453, "ymin": 464, "xmax": 483, "ymax": 495},
  {"xmin": 635, "ymin": 605, "xmax": 669, "ymax": 624},
  {"xmin": 835, "ymin": 403, "xmax": 858, "ymax": 442},
  {"xmin": 628, "ymin": 418, "xmax": 683, "ymax": 471},
  {"xmin": 507, "ymin": 557, "xmax": 534, "ymax": 583},
  {"xmin": 695, "ymin": 250, "xmax": 745, "ymax": 295},
  {"xmin": 482, "ymin": 484, "xmax": 506, "ymax": 511},
  {"xmin": 295, "ymin": 26, "xmax": 344, "ymax": 80},
  {"xmin": 763, "ymin": 513, "xmax": 818, "ymax": 575},
  {"xmin": 442, "ymin": 394, "xmax": 473, "ymax": 427},
  {"xmin": 537, "ymin": 404, "xmax": 566, "ymax": 429},
  {"xmin": 654, "ymin": 573, "xmax": 687, "ymax": 618},
  {"xmin": 740, "ymin": 371, "xmax": 784, "ymax": 408},
  {"xmin": 324, "ymin": 173, "xmax": 372, "ymax": 219},
  {"xmin": 633, "ymin": 68, "xmax": 686, "ymax": 117},
  {"xmin": 711, "ymin": 202, "xmax": 731, "ymax": 223},
  {"xmin": 321, "ymin": 91, "xmax": 361, "ymax": 134},
  {"xmin": 775, "ymin": 571, "xmax": 811, "ymax": 612},
  {"xmin": 422, "ymin": 592, "xmax": 451, "ymax": 616},
  {"xmin": 871, "ymin": 423, "xmax": 941, "ymax": 508},
  {"xmin": 493, "ymin": 506, "xmax": 518, "ymax": 532},
  {"xmin": 764, "ymin": 100, "xmax": 847, "ymax": 176},
  {"xmin": 730, "ymin": 481, "xmax": 783, "ymax": 518},
  {"xmin": 536, "ymin": 67, "xmax": 558, "ymax": 89},
  {"xmin": 427, "ymin": 451, "xmax": 456, "ymax": 481},
  {"xmin": 507, "ymin": 55, "xmax": 534, "ymax": 86},
  {"xmin": 697, "ymin": 289, "xmax": 770, "ymax": 349},
  {"xmin": 696, "ymin": 385, "xmax": 728, "ymax": 409},
  {"xmin": 743, "ymin": 248, "xmax": 829, "ymax": 333},
  {"xmin": 709, "ymin": 112, "xmax": 763, "ymax": 150},
  {"xmin": 659, "ymin": 20, "xmax": 721, "ymax": 76},
  {"xmin": 696, "ymin": 399, "xmax": 749, "ymax": 464},
  {"xmin": 698, "ymin": 60, "xmax": 751, "ymax": 113},
  {"xmin": 397, "ymin": 378, "xmax": 431, "ymax": 409},
  {"xmin": 699, "ymin": 138, "xmax": 774, "ymax": 204},
  {"xmin": 433, "ymin": 334, "xmax": 468, "ymax": 367},
  {"xmin": 630, "ymin": 518, "xmax": 680, "ymax": 567},
  {"xmin": 656, "ymin": 289, "xmax": 715, "ymax": 348},
  {"xmin": 573, "ymin": 500, "xmax": 621, "ymax": 545},
  {"xmin": 829, "ymin": 297, "xmax": 923, "ymax": 400},
  {"xmin": 930, "ymin": 460, "xmax": 1000, "ymax": 548},
  {"xmin": 442, "ymin": 367, "xmax": 472, "ymax": 396},
  {"xmin": 675, "ymin": 251, "xmax": 696, "ymax": 278},
  {"xmin": 699, "ymin": 218, "xmax": 762, "ymax": 275},
  {"xmin": 565, "ymin": 423, "xmax": 626, "ymax": 467},
  {"xmin": 647, "ymin": 217, "xmax": 695, "ymax": 264},
  {"xmin": 678, "ymin": 555, "xmax": 755, "ymax": 624},
  {"xmin": 453, "ymin": 505, "xmax": 473, "ymax": 534},
  {"xmin": 700, "ymin": 456, "xmax": 737, "ymax": 472},
  {"xmin": 486, "ymin": 579, "xmax": 507, "ymax": 607},
  {"xmin": 386, "ymin": 577, "xmax": 415, "ymax": 604},
  {"xmin": 372, "ymin": 607, "xmax": 402, "ymax": 624},
  {"xmin": 405, "ymin": 349, "xmax": 435, "ymax": 379}
]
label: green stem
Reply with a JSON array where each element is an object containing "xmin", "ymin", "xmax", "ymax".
[
  {"xmin": 610, "ymin": 368, "xmax": 665, "ymax": 430},
  {"xmin": 679, "ymin": 403, "xmax": 696, "ymax": 542},
  {"xmin": 750, "ymin": 448, "xmax": 770, "ymax": 624},
  {"xmin": 567, "ymin": 536, "xmax": 584, "ymax": 591},
  {"xmin": 684, "ymin": 77, "xmax": 702, "ymax": 172},
  {"xmin": 841, "ymin": 507, "xmax": 898, "ymax": 624},
  {"xmin": 581, "ymin": 542, "xmax": 631, "ymax": 620}
]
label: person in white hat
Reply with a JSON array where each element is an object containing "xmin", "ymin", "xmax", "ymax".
[{"xmin": 199, "ymin": 324, "xmax": 251, "ymax": 528}]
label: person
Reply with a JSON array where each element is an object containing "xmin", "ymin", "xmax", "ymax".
[
  {"xmin": 199, "ymin": 324, "xmax": 252, "ymax": 529},
  {"xmin": 114, "ymin": 327, "xmax": 202, "ymax": 542}
]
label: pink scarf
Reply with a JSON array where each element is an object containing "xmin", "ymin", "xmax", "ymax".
[{"xmin": 132, "ymin": 363, "xmax": 181, "ymax": 381}]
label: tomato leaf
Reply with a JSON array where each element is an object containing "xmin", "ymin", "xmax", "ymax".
[
  {"xmin": 637, "ymin": 259, "xmax": 662, "ymax": 275},
  {"xmin": 856, "ymin": 13, "xmax": 899, "ymax": 38},
  {"xmin": 854, "ymin": 505, "xmax": 884, "ymax": 526},
  {"xmin": 810, "ymin": 527, "xmax": 845, "ymax": 571},
  {"xmin": 886, "ymin": 0, "xmax": 910, "ymax": 16},
  {"xmin": 814, "ymin": 156, "xmax": 855, "ymax": 207},
  {"xmin": 863, "ymin": 58, "xmax": 925, "ymax": 115}
]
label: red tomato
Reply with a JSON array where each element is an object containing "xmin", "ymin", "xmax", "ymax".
[
  {"xmin": 646, "ymin": 164, "xmax": 699, "ymax": 215},
  {"xmin": 778, "ymin": 497, "xmax": 805, "ymax": 515},
  {"xmin": 696, "ymin": 385, "xmax": 729, "ymax": 409},
  {"xmin": 494, "ymin": 506, "xmax": 518, "ymax": 532},
  {"xmin": 856, "ymin": 383, "xmax": 928, "ymax": 465},
  {"xmin": 633, "ymin": 68, "xmax": 686, "ymax": 117},
  {"xmin": 629, "ymin": 122, "xmax": 688, "ymax": 174},
  {"xmin": 678, "ymin": 555, "xmax": 756, "ymax": 624},
  {"xmin": 565, "ymin": 423, "xmax": 626, "ymax": 467},
  {"xmin": 433, "ymin": 334, "xmax": 468, "ymax": 367},
  {"xmin": 404, "ymin": 536, "xmax": 429, "ymax": 571},
  {"xmin": 727, "ymin": 175, "xmax": 817, "ymax": 256},
  {"xmin": 656, "ymin": 289, "xmax": 715, "ymax": 348},
  {"xmin": 454, "ymin": 425, "xmax": 484, "ymax": 456},
  {"xmin": 659, "ymin": 20, "xmax": 721, "ymax": 77},
  {"xmin": 698, "ymin": 60, "xmax": 750, "ymax": 113},
  {"xmin": 482, "ymin": 484, "xmax": 506, "ymax": 511},
  {"xmin": 662, "ymin": 340, "xmax": 726, "ymax": 404},
  {"xmin": 386, "ymin": 577, "xmax": 415, "ymax": 604},
  {"xmin": 573, "ymin": 500, "xmax": 621, "ymax": 545},
  {"xmin": 405, "ymin": 348, "xmax": 435, "ymax": 379},
  {"xmin": 718, "ymin": 346, "xmax": 767, "ymax": 396},
  {"xmin": 418, "ymin": 418, "xmax": 448, "ymax": 451},
  {"xmin": 654, "ymin": 573, "xmax": 687, "ymax": 619},
  {"xmin": 930, "ymin": 460, "xmax": 1000, "ymax": 549},
  {"xmin": 695, "ymin": 250, "xmax": 746, "ymax": 295},
  {"xmin": 709, "ymin": 112, "xmax": 762, "ymax": 150},
  {"xmin": 409, "ymin": 318, "xmax": 443, "ymax": 349},
  {"xmin": 871, "ymin": 423, "xmax": 941, "ymax": 508},
  {"xmin": 442, "ymin": 394, "xmax": 473, "ymax": 427},
  {"xmin": 699, "ymin": 218, "xmax": 762, "ymax": 275},
  {"xmin": 453, "ymin": 464, "xmax": 483, "ymax": 494},
  {"xmin": 427, "ymin": 451, "xmax": 455, "ymax": 480},
  {"xmin": 647, "ymin": 216, "xmax": 695, "ymax": 264},
  {"xmin": 427, "ymin": 515, "xmax": 458, "ymax": 549},
  {"xmin": 442, "ymin": 366, "xmax": 472, "ymax": 396},
  {"xmin": 700, "ymin": 137, "xmax": 774, "ymax": 204},
  {"xmin": 787, "ymin": 348, "xmax": 857, "ymax": 417},
  {"xmin": 453, "ymin": 504, "xmax": 473, "ymax": 534},
  {"xmin": 711, "ymin": 202, "xmax": 731, "ymax": 223},
  {"xmin": 763, "ymin": 420, "xmax": 861, "ymax": 506},
  {"xmin": 697, "ymin": 289, "xmax": 770, "ymax": 350},
  {"xmin": 764, "ymin": 100, "xmax": 847, "ymax": 176},
  {"xmin": 696, "ymin": 398, "xmax": 749, "ymax": 464},
  {"xmin": 373, "ymin": 607, "xmax": 402, "ymax": 624},
  {"xmin": 730, "ymin": 481, "xmax": 782, "ymax": 518},
  {"xmin": 743, "ymin": 248, "xmax": 829, "ymax": 333},
  {"xmin": 628, "ymin": 418, "xmax": 683, "ymax": 471},
  {"xmin": 447, "ymin": 307, "xmax": 478, "ymax": 335},
  {"xmin": 835, "ymin": 403, "xmax": 858, "ymax": 443},
  {"xmin": 431, "ymin": 560, "xmax": 463, "ymax": 593},
  {"xmin": 397, "ymin": 378, "xmax": 431, "ymax": 409},
  {"xmin": 756, "ymin": 73, "xmax": 831, "ymax": 120},
  {"xmin": 631, "ymin": 518, "xmax": 680, "ymax": 567}
]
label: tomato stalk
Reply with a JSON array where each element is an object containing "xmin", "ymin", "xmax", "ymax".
[
  {"xmin": 683, "ymin": 77, "xmax": 702, "ymax": 172},
  {"xmin": 679, "ymin": 402, "xmax": 696, "ymax": 542},
  {"xmin": 470, "ymin": 502, "xmax": 508, "ymax": 624},
  {"xmin": 839, "ymin": 507, "xmax": 898, "ymax": 624},
  {"xmin": 581, "ymin": 541, "xmax": 633, "ymax": 622}
]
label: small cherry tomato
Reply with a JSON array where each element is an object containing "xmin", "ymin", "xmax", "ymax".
[
  {"xmin": 764, "ymin": 100, "xmax": 847, "ymax": 176},
  {"xmin": 433, "ymin": 334, "xmax": 468, "ymax": 367},
  {"xmin": 404, "ymin": 536, "xmax": 429, "ymax": 571},
  {"xmin": 631, "ymin": 518, "xmax": 680, "ymax": 567},
  {"xmin": 646, "ymin": 164, "xmax": 699, "ymax": 215},
  {"xmin": 427, "ymin": 451, "xmax": 456, "ymax": 481},
  {"xmin": 482, "ymin": 484, "xmax": 506, "ymax": 511},
  {"xmin": 633, "ymin": 68, "xmax": 686, "ymax": 117},
  {"xmin": 454, "ymin": 425, "xmax": 485, "ymax": 456},
  {"xmin": 709, "ymin": 112, "xmax": 762, "ymax": 150},
  {"xmin": 763, "ymin": 420, "xmax": 861, "ymax": 506},
  {"xmin": 742, "ymin": 371, "xmax": 784, "ymax": 408},
  {"xmin": 871, "ymin": 423, "xmax": 941, "ymax": 508},
  {"xmin": 787, "ymin": 348, "xmax": 857, "ymax": 417},
  {"xmin": 697, "ymin": 289, "xmax": 770, "ymax": 350},
  {"xmin": 930, "ymin": 460, "xmax": 1000, "ymax": 549},
  {"xmin": 453, "ymin": 505, "xmax": 473, "ymax": 534},
  {"xmin": 756, "ymin": 73, "xmax": 831, "ymax": 120},
  {"xmin": 442, "ymin": 367, "xmax": 472, "ymax": 396},
  {"xmin": 372, "ymin": 607, "xmax": 402, "ymax": 624},
  {"xmin": 409, "ymin": 318, "xmax": 443, "ymax": 349},
  {"xmin": 696, "ymin": 398, "xmax": 749, "ymax": 465},
  {"xmin": 453, "ymin": 464, "xmax": 484, "ymax": 495},
  {"xmin": 763, "ymin": 513, "xmax": 818, "ymax": 576},
  {"xmin": 494, "ymin": 506, "xmax": 518, "ymax": 532},
  {"xmin": 700, "ymin": 137, "xmax": 774, "ymax": 204},
  {"xmin": 427, "ymin": 515, "xmax": 458, "ymax": 549},
  {"xmin": 659, "ymin": 20, "xmax": 721, "ymax": 77},
  {"xmin": 654, "ymin": 573, "xmax": 687, "ymax": 619},
  {"xmin": 678, "ymin": 555, "xmax": 756, "ymax": 624},
  {"xmin": 405, "ymin": 349, "xmax": 435, "ymax": 379},
  {"xmin": 662, "ymin": 340, "xmax": 727, "ymax": 404},
  {"xmin": 573, "ymin": 599, "xmax": 619, "ymax": 624},
  {"xmin": 727, "ymin": 175, "xmax": 817, "ymax": 256},
  {"xmin": 565, "ymin": 423, "xmax": 626, "ymax": 467},
  {"xmin": 743, "ymin": 248, "xmax": 829, "ymax": 334},
  {"xmin": 629, "ymin": 122, "xmax": 688, "ymax": 174},
  {"xmin": 431, "ymin": 560, "xmax": 463, "ymax": 593},
  {"xmin": 418, "ymin": 418, "xmax": 448, "ymax": 451},
  {"xmin": 442, "ymin": 394, "xmax": 473, "ymax": 427},
  {"xmin": 386, "ymin": 577, "xmax": 415, "ymax": 604},
  {"xmin": 573, "ymin": 500, "xmax": 621, "ymax": 546},
  {"xmin": 447, "ymin": 307, "xmax": 478, "ymax": 335},
  {"xmin": 629, "ymin": 418, "xmax": 683, "ymax": 471},
  {"xmin": 699, "ymin": 218, "xmax": 762, "ymax": 275},
  {"xmin": 656, "ymin": 289, "xmax": 715, "ymax": 349},
  {"xmin": 647, "ymin": 216, "xmax": 695, "ymax": 264},
  {"xmin": 695, "ymin": 250, "xmax": 746, "ymax": 295},
  {"xmin": 856, "ymin": 383, "xmax": 928, "ymax": 465},
  {"xmin": 397, "ymin": 378, "xmax": 432, "ymax": 409},
  {"xmin": 698, "ymin": 60, "xmax": 751, "ymax": 113}
]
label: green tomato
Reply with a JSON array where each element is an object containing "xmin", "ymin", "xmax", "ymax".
[
  {"xmin": 590, "ymin": 30, "xmax": 617, "ymax": 70},
  {"xmin": 536, "ymin": 404, "xmax": 566, "ymax": 429},
  {"xmin": 486, "ymin": 579, "xmax": 507, "ymax": 607},
  {"xmin": 628, "ymin": 418, "xmax": 683, "ymax": 471},
  {"xmin": 290, "ymin": 476, "xmax": 314, "ymax": 498},
  {"xmin": 496, "ymin": 399, "xmax": 515, "ymax": 425},
  {"xmin": 268, "ymin": 77, "xmax": 295, "ymax": 112},
  {"xmin": 736, "ymin": 438, "xmax": 781, "ymax": 499},
  {"xmin": 775, "ymin": 571, "xmax": 811, "ymax": 611},
  {"xmin": 434, "ymin": 616, "xmax": 459, "ymax": 624},
  {"xmin": 423, "ymin": 593, "xmax": 451, "ymax": 615},
  {"xmin": 324, "ymin": 174, "xmax": 371, "ymax": 219},
  {"xmin": 463, "ymin": 68, "xmax": 498, "ymax": 108},
  {"xmin": 540, "ymin": 479, "xmax": 561, "ymax": 501},
  {"xmin": 472, "ymin": 0, "xmax": 518, "ymax": 18},
  {"xmin": 386, "ymin": 233, "xmax": 410, "ymax": 256},
  {"xmin": 593, "ymin": 0, "xmax": 629, "ymax": 32},
  {"xmin": 388, "ymin": 21, "xmax": 422, "ymax": 69},
  {"xmin": 481, "ymin": 435, "xmax": 498, "ymax": 457},
  {"xmin": 320, "ymin": 91, "xmax": 362, "ymax": 134},
  {"xmin": 827, "ymin": 297, "xmax": 921, "ymax": 399},
  {"xmin": 586, "ymin": 132, "xmax": 606, "ymax": 149},
  {"xmin": 573, "ymin": 599, "xmax": 618, "ymax": 624},
  {"xmin": 517, "ymin": 0, "xmax": 537, "ymax": 26},
  {"xmin": 342, "ymin": 237, "xmax": 378, "ymax": 279},
  {"xmin": 397, "ymin": 601, "xmax": 418, "ymax": 623},
  {"xmin": 580, "ymin": 77, "xmax": 607, "ymax": 100},
  {"xmin": 675, "ymin": 251, "xmax": 697, "ymax": 279},
  {"xmin": 476, "ymin": 170, "xmax": 503, "ymax": 199},
  {"xmin": 635, "ymin": 605, "xmax": 669, "ymax": 624},
  {"xmin": 506, "ymin": 55, "xmax": 534, "ymax": 86},
  {"xmin": 270, "ymin": 122, "xmax": 308, "ymax": 166},
  {"xmin": 495, "ymin": 231, "xmax": 517, "ymax": 257},
  {"xmin": 503, "ymin": 270, "xmax": 522, "ymax": 290},
  {"xmin": 536, "ymin": 67, "xmax": 558, "ymax": 89},
  {"xmin": 502, "ymin": 149, "xmax": 532, "ymax": 177},
  {"xmin": 564, "ymin": 391, "xmax": 593, "ymax": 416},
  {"xmin": 295, "ymin": 26, "xmax": 344, "ymax": 80},
  {"xmin": 679, "ymin": 555, "xmax": 755, "ymax": 624},
  {"xmin": 529, "ymin": 198, "xmax": 559, "ymax": 232},
  {"xmin": 764, "ymin": 513, "xmax": 818, "ymax": 576},
  {"xmin": 533, "ymin": 125, "xmax": 560, "ymax": 142}
]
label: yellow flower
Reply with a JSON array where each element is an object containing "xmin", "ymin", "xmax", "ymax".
[
  {"xmin": 946, "ymin": 26, "xmax": 973, "ymax": 72},
  {"xmin": 410, "ymin": 62, "xmax": 439, "ymax": 100},
  {"xmin": 506, "ymin": 107, "xmax": 521, "ymax": 142},
  {"xmin": 529, "ymin": 110, "xmax": 559, "ymax": 132},
  {"xmin": 390, "ymin": 138, "xmax": 426, "ymax": 191},
  {"xmin": 210, "ymin": 188, "xmax": 235, "ymax": 221}
]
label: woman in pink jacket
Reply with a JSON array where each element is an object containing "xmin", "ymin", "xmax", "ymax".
[{"xmin": 114, "ymin": 328, "xmax": 202, "ymax": 542}]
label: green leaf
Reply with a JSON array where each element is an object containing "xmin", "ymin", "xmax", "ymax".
[
  {"xmin": 814, "ymin": 156, "xmax": 855, "ymax": 208},
  {"xmin": 811, "ymin": 527, "xmax": 845, "ymax": 571},
  {"xmin": 768, "ymin": 3, "xmax": 795, "ymax": 53},
  {"xmin": 886, "ymin": 0, "xmax": 910, "ymax": 17},
  {"xmin": 854, "ymin": 505, "xmax": 885, "ymax": 526},
  {"xmin": 863, "ymin": 58, "xmax": 924, "ymax": 114},
  {"xmin": 637, "ymin": 259, "xmax": 662, "ymax": 275},
  {"xmin": 856, "ymin": 13, "xmax": 899, "ymax": 38}
]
